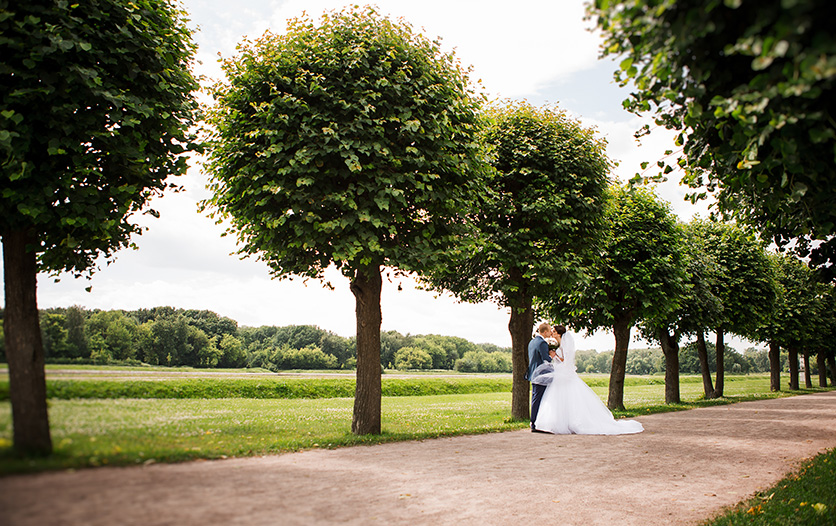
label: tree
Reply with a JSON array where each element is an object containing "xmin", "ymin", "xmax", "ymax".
[
  {"xmin": 39, "ymin": 312, "xmax": 70, "ymax": 359},
  {"xmin": 202, "ymin": 6, "xmax": 485, "ymax": 435},
  {"xmin": 691, "ymin": 220, "xmax": 777, "ymax": 397},
  {"xmin": 272, "ymin": 325, "xmax": 326, "ymax": 351},
  {"xmin": 590, "ymin": 0, "xmax": 836, "ymax": 281},
  {"xmin": 548, "ymin": 185, "xmax": 686, "ymax": 410},
  {"xmin": 394, "ymin": 346, "xmax": 433, "ymax": 370},
  {"xmin": 183, "ymin": 310, "xmax": 238, "ymax": 340},
  {"xmin": 638, "ymin": 219, "xmax": 723, "ymax": 403},
  {"xmin": 318, "ymin": 332, "xmax": 354, "ymax": 369},
  {"xmin": 86, "ymin": 310, "xmax": 140, "ymax": 361},
  {"xmin": 63, "ymin": 305, "xmax": 89, "ymax": 359},
  {"xmin": 144, "ymin": 316, "xmax": 190, "ymax": 366},
  {"xmin": 217, "ymin": 334, "xmax": 245, "ymax": 368},
  {"xmin": 0, "ymin": 0, "xmax": 199, "ymax": 454},
  {"xmin": 379, "ymin": 330, "xmax": 412, "ymax": 369},
  {"xmin": 808, "ymin": 284, "xmax": 836, "ymax": 386},
  {"xmin": 758, "ymin": 254, "xmax": 821, "ymax": 390},
  {"xmin": 421, "ymin": 101, "xmax": 611, "ymax": 421}
]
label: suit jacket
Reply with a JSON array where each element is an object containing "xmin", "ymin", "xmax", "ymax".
[{"xmin": 526, "ymin": 334, "xmax": 550, "ymax": 382}]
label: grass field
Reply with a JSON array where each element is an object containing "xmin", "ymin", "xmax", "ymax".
[{"xmin": 0, "ymin": 367, "xmax": 830, "ymax": 476}]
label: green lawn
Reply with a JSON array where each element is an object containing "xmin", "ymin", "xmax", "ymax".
[
  {"xmin": 0, "ymin": 393, "xmax": 521, "ymax": 473},
  {"xmin": 0, "ymin": 370, "xmax": 828, "ymax": 475}
]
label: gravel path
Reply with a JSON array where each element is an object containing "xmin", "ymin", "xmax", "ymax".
[{"xmin": 2, "ymin": 391, "xmax": 835, "ymax": 526}]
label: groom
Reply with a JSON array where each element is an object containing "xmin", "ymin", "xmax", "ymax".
[{"xmin": 526, "ymin": 322, "xmax": 553, "ymax": 433}]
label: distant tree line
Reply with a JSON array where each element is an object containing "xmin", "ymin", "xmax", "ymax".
[
  {"xmin": 0, "ymin": 306, "xmax": 510, "ymax": 372},
  {"xmin": 575, "ymin": 343, "xmax": 792, "ymax": 376},
  {"xmin": 1, "ymin": 305, "xmax": 806, "ymax": 376}
]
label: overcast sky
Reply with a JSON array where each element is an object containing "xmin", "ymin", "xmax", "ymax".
[{"xmin": 3, "ymin": 0, "xmax": 745, "ymax": 351}]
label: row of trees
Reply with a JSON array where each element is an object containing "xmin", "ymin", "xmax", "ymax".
[
  {"xmin": 575, "ymin": 344, "xmax": 787, "ymax": 377},
  {"xmin": 0, "ymin": 306, "xmax": 511, "ymax": 372},
  {"xmin": 541, "ymin": 194, "xmax": 836, "ymax": 409},
  {"xmin": 4, "ymin": 2, "xmax": 835, "ymax": 453}
]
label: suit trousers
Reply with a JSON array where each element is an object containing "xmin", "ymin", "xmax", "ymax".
[{"xmin": 530, "ymin": 383, "xmax": 547, "ymax": 427}]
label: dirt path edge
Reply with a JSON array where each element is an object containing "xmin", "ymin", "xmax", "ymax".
[{"xmin": 2, "ymin": 391, "xmax": 835, "ymax": 526}]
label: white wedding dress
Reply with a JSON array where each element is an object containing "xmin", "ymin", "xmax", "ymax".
[{"xmin": 532, "ymin": 332, "xmax": 643, "ymax": 435}]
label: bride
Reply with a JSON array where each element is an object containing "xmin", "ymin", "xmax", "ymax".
[{"xmin": 532, "ymin": 326, "xmax": 643, "ymax": 435}]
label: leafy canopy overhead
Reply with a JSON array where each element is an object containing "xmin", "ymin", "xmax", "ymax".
[
  {"xmin": 421, "ymin": 101, "xmax": 612, "ymax": 308},
  {"xmin": 689, "ymin": 219, "xmax": 777, "ymax": 339},
  {"xmin": 0, "ymin": 0, "xmax": 201, "ymax": 274},
  {"xmin": 546, "ymin": 184, "xmax": 687, "ymax": 331},
  {"xmin": 590, "ymin": 0, "xmax": 836, "ymax": 279},
  {"xmin": 202, "ymin": 6, "xmax": 486, "ymax": 281}
]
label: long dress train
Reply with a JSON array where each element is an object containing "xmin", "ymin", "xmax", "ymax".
[{"xmin": 532, "ymin": 332, "xmax": 643, "ymax": 435}]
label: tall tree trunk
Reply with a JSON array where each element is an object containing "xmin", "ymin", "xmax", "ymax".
[
  {"xmin": 507, "ymin": 267, "xmax": 534, "ymax": 422},
  {"xmin": 712, "ymin": 328, "xmax": 725, "ymax": 398},
  {"xmin": 803, "ymin": 351, "xmax": 813, "ymax": 388},
  {"xmin": 3, "ymin": 229, "xmax": 52, "ymax": 454},
  {"xmin": 350, "ymin": 265, "xmax": 382, "ymax": 435},
  {"xmin": 695, "ymin": 331, "xmax": 714, "ymax": 397},
  {"xmin": 608, "ymin": 318, "xmax": 631, "ymax": 411},
  {"xmin": 817, "ymin": 350, "xmax": 828, "ymax": 387},
  {"xmin": 768, "ymin": 341, "xmax": 781, "ymax": 391},
  {"xmin": 787, "ymin": 345, "xmax": 799, "ymax": 390},
  {"xmin": 827, "ymin": 353, "xmax": 836, "ymax": 386},
  {"xmin": 658, "ymin": 327, "xmax": 680, "ymax": 404}
]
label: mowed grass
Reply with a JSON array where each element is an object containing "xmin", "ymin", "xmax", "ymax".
[
  {"xmin": 0, "ymin": 370, "xmax": 831, "ymax": 475},
  {"xmin": 0, "ymin": 393, "xmax": 519, "ymax": 474}
]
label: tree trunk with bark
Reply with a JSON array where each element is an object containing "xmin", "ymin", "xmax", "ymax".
[
  {"xmin": 768, "ymin": 341, "xmax": 781, "ymax": 391},
  {"xmin": 350, "ymin": 265, "xmax": 383, "ymax": 435},
  {"xmin": 658, "ymin": 327, "xmax": 680, "ymax": 404},
  {"xmin": 608, "ymin": 318, "xmax": 631, "ymax": 411},
  {"xmin": 507, "ymin": 267, "xmax": 534, "ymax": 422},
  {"xmin": 803, "ymin": 352, "xmax": 813, "ymax": 388},
  {"xmin": 3, "ymin": 229, "xmax": 52, "ymax": 454},
  {"xmin": 712, "ymin": 328, "xmax": 725, "ymax": 398},
  {"xmin": 827, "ymin": 353, "xmax": 836, "ymax": 386},
  {"xmin": 695, "ymin": 331, "xmax": 714, "ymax": 398},
  {"xmin": 787, "ymin": 345, "xmax": 799, "ymax": 390},
  {"xmin": 817, "ymin": 350, "xmax": 828, "ymax": 387}
]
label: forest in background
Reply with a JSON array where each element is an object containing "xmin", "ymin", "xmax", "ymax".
[
  {"xmin": 0, "ymin": 306, "xmax": 789, "ymax": 375},
  {"xmin": 0, "ymin": 306, "xmax": 511, "ymax": 372}
]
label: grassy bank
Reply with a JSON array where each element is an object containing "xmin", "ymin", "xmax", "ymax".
[
  {"xmin": 0, "ymin": 369, "xmax": 785, "ymax": 401},
  {"xmin": 0, "ymin": 376, "xmax": 514, "ymax": 401}
]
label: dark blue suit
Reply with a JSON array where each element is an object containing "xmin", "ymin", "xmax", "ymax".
[{"xmin": 526, "ymin": 334, "xmax": 551, "ymax": 428}]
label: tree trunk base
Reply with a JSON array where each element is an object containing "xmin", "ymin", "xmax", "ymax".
[
  {"xmin": 788, "ymin": 346, "xmax": 799, "ymax": 391},
  {"xmin": 659, "ymin": 328, "xmax": 680, "ymax": 404},
  {"xmin": 350, "ymin": 266, "xmax": 383, "ymax": 435},
  {"xmin": 769, "ymin": 342, "xmax": 781, "ymax": 392},
  {"xmin": 607, "ymin": 320, "xmax": 630, "ymax": 411},
  {"xmin": 696, "ymin": 331, "xmax": 714, "ymax": 399},
  {"xmin": 3, "ymin": 229, "xmax": 52, "ymax": 455}
]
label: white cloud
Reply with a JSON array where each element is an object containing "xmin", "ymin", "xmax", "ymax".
[{"xmin": 192, "ymin": 0, "xmax": 601, "ymax": 99}]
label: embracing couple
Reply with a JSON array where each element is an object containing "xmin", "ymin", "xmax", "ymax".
[{"xmin": 526, "ymin": 323, "xmax": 643, "ymax": 435}]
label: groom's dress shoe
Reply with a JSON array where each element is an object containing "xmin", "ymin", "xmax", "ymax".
[{"xmin": 531, "ymin": 427, "xmax": 549, "ymax": 434}]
